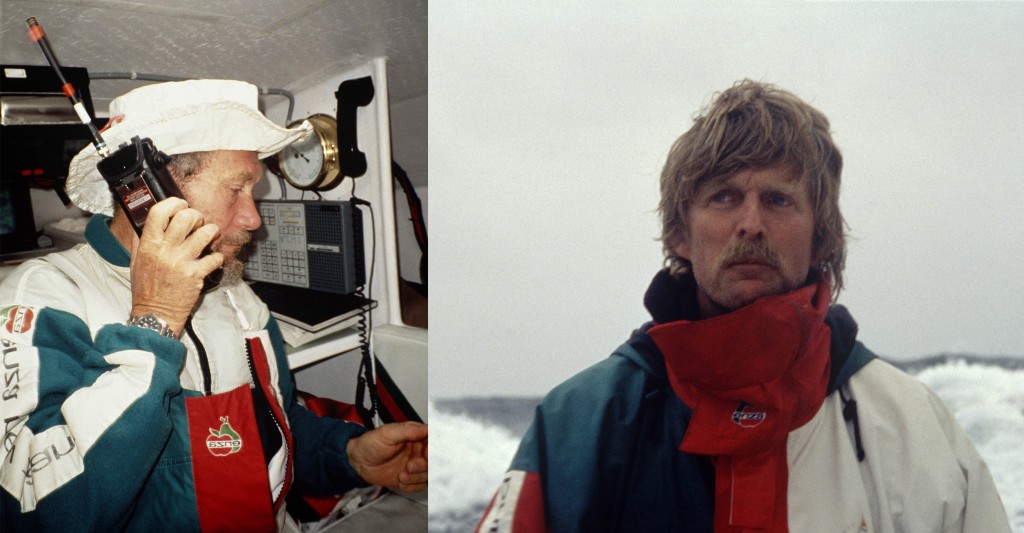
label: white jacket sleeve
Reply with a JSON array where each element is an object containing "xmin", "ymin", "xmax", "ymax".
[{"xmin": 922, "ymin": 385, "xmax": 1012, "ymax": 533}]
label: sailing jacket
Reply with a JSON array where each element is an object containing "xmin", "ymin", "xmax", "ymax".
[
  {"xmin": 1, "ymin": 215, "xmax": 369, "ymax": 532},
  {"xmin": 477, "ymin": 270, "xmax": 1010, "ymax": 533}
]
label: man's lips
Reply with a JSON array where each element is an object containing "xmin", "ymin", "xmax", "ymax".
[
  {"xmin": 215, "ymin": 242, "xmax": 244, "ymax": 257},
  {"xmin": 727, "ymin": 257, "xmax": 774, "ymax": 268},
  {"xmin": 215, "ymin": 233, "xmax": 252, "ymax": 254}
]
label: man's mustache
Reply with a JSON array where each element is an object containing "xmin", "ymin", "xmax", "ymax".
[
  {"xmin": 214, "ymin": 231, "xmax": 252, "ymax": 249},
  {"xmin": 719, "ymin": 239, "xmax": 780, "ymax": 268}
]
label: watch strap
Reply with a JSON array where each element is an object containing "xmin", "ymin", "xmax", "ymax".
[{"xmin": 126, "ymin": 314, "xmax": 180, "ymax": 340}]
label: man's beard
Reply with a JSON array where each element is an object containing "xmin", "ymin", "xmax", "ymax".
[{"xmin": 214, "ymin": 231, "xmax": 252, "ymax": 286}]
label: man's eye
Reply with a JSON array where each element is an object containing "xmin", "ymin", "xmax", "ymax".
[
  {"xmin": 767, "ymin": 194, "xmax": 791, "ymax": 207},
  {"xmin": 709, "ymin": 191, "xmax": 734, "ymax": 204}
]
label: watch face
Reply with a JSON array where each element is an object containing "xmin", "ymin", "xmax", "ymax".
[{"xmin": 279, "ymin": 132, "xmax": 325, "ymax": 188}]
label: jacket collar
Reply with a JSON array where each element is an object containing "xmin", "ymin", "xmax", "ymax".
[
  {"xmin": 630, "ymin": 269, "xmax": 860, "ymax": 391},
  {"xmin": 645, "ymin": 270, "xmax": 834, "ymax": 532},
  {"xmin": 84, "ymin": 214, "xmax": 131, "ymax": 267}
]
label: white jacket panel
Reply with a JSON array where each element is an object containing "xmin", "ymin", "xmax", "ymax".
[{"xmin": 787, "ymin": 359, "xmax": 1010, "ymax": 533}]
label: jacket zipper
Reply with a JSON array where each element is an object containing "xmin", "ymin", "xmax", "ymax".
[
  {"xmin": 185, "ymin": 319, "xmax": 213, "ymax": 396},
  {"xmin": 245, "ymin": 341, "xmax": 290, "ymax": 506}
]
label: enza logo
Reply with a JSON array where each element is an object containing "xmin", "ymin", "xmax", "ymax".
[
  {"xmin": 731, "ymin": 401, "xmax": 766, "ymax": 428},
  {"xmin": 1, "ymin": 306, "xmax": 35, "ymax": 335},
  {"xmin": 206, "ymin": 416, "xmax": 242, "ymax": 456}
]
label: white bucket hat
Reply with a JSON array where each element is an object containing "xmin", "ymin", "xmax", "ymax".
[{"xmin": 66, "ymin": 79, "xmax": 312, "ymax": 216}]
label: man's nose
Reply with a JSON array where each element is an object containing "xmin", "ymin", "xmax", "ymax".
[
  {"xmin": 237, "ymin": 194, "xmax": 262, "ymax": 231},
  {"xmin": 736, "ymin": 199, "xmax": 766, "ymax": 239}
]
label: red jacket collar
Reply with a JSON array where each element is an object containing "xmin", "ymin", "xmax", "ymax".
[{"xmin": 648, "ymin": 280, "xmax": 833, "ymax": 532}]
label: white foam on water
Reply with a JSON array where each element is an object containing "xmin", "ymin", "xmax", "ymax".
[{"xmin": 428, "ymin": 401, "xmax": 522, "ymax": 528}]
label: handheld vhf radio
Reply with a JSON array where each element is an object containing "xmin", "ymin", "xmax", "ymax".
[
  {"xmin": 27, "ymin": 17, "xmax": 222, "ymax": 292},
  {"xmin": 97, "ymin": 137, "xmax": 224, "ymax": 291}
]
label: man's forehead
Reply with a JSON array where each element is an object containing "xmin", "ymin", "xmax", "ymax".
[
  {"xmin": 206, "ymin": 150, "xmax": 262, "ymax": 182},
  {"xmin": 700, "ymin": 165, "xmax": 805, "ymax": 190}
]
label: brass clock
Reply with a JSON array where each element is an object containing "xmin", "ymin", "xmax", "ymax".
[{"xmin": 278, "ymin": 114, "xmax": 342, "ymax": 191}]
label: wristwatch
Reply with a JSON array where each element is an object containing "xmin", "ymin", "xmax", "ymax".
[{"xmin": 126, "ymin": 314, "xmax": 180, "ymax": 340}]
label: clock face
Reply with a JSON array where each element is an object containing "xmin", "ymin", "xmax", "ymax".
[
  {"xmin": 279, "ymin": 132, "xmax": 326, "ymax": 188},
  {"xmin": 277, "ymin": 114, "xmax": 340, "ymax": 191}
]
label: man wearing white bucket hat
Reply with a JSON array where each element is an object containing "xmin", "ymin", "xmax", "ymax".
[{"xmin": 0, "ymin": 80, "xmax": 427, "ymax": 532}]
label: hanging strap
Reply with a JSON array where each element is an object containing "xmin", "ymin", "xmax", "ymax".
[{"xmin": 839, "ymin": 386, "xmax": 866, "ymax": 462}]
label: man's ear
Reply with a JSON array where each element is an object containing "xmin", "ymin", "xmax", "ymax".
[{"xmin": 673, "ymin": 240, "xmax": 691, "ymax": 261}]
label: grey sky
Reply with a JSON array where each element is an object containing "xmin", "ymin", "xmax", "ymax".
[{"xmin": 429, "ymin": 2, "xmax": 1024, "ymax": 398}]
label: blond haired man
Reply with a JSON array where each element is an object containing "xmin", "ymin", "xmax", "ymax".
[{"xmin": 478, "ymin": 80, "xmax": 1008, "ymax": 533}]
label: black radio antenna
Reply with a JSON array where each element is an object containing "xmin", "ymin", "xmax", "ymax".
[{"xmin": 26, "ymin": 17, "xmax": 109, "ymax": 157}]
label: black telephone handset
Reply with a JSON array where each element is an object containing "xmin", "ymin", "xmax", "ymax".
[{"xmin": 97, "ymin": 136, "xmax": 223, "ymax": 292}]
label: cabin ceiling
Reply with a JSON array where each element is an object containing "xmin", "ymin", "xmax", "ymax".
[{"xmin": 0, "ymin": 0, "xmax": 427, "ymax": 110}]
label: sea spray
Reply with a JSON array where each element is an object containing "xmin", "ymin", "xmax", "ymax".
[{"xmin": 429, "ymin": 401, "xmax": 523, "ymax": 532}]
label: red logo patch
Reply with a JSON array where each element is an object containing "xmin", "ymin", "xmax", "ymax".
[
  {"xmin": 731, "ymin": 401, "xmax": 766, "ymax": 428},
  {"xmin": 2, "ymin": 306, "xmax": 35, "ymax": 335},
  {"xmin": 206, "ymin": 416, "xmax": 243, "ymax": 456}
]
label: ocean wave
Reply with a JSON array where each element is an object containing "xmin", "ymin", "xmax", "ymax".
[{"xmin": 428, "ymin": 401, "xmax": 523, "ymax": 532}]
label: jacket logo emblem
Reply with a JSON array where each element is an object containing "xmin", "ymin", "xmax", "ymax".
[
  {"xmin": 731, "ymin": 401, "xmax": 766, "ymax": 428},
  {"xmin": 206, "ymin": 416, "xmax": 243, "ymax": 456},
  {"xmin": 1, "ymin": 306, "xmax": 35, "ymax": 335}
]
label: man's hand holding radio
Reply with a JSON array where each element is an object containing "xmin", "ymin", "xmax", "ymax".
[{"xmin": 128, "ymin": 197, "xmax": 224, "ymax": 337}]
